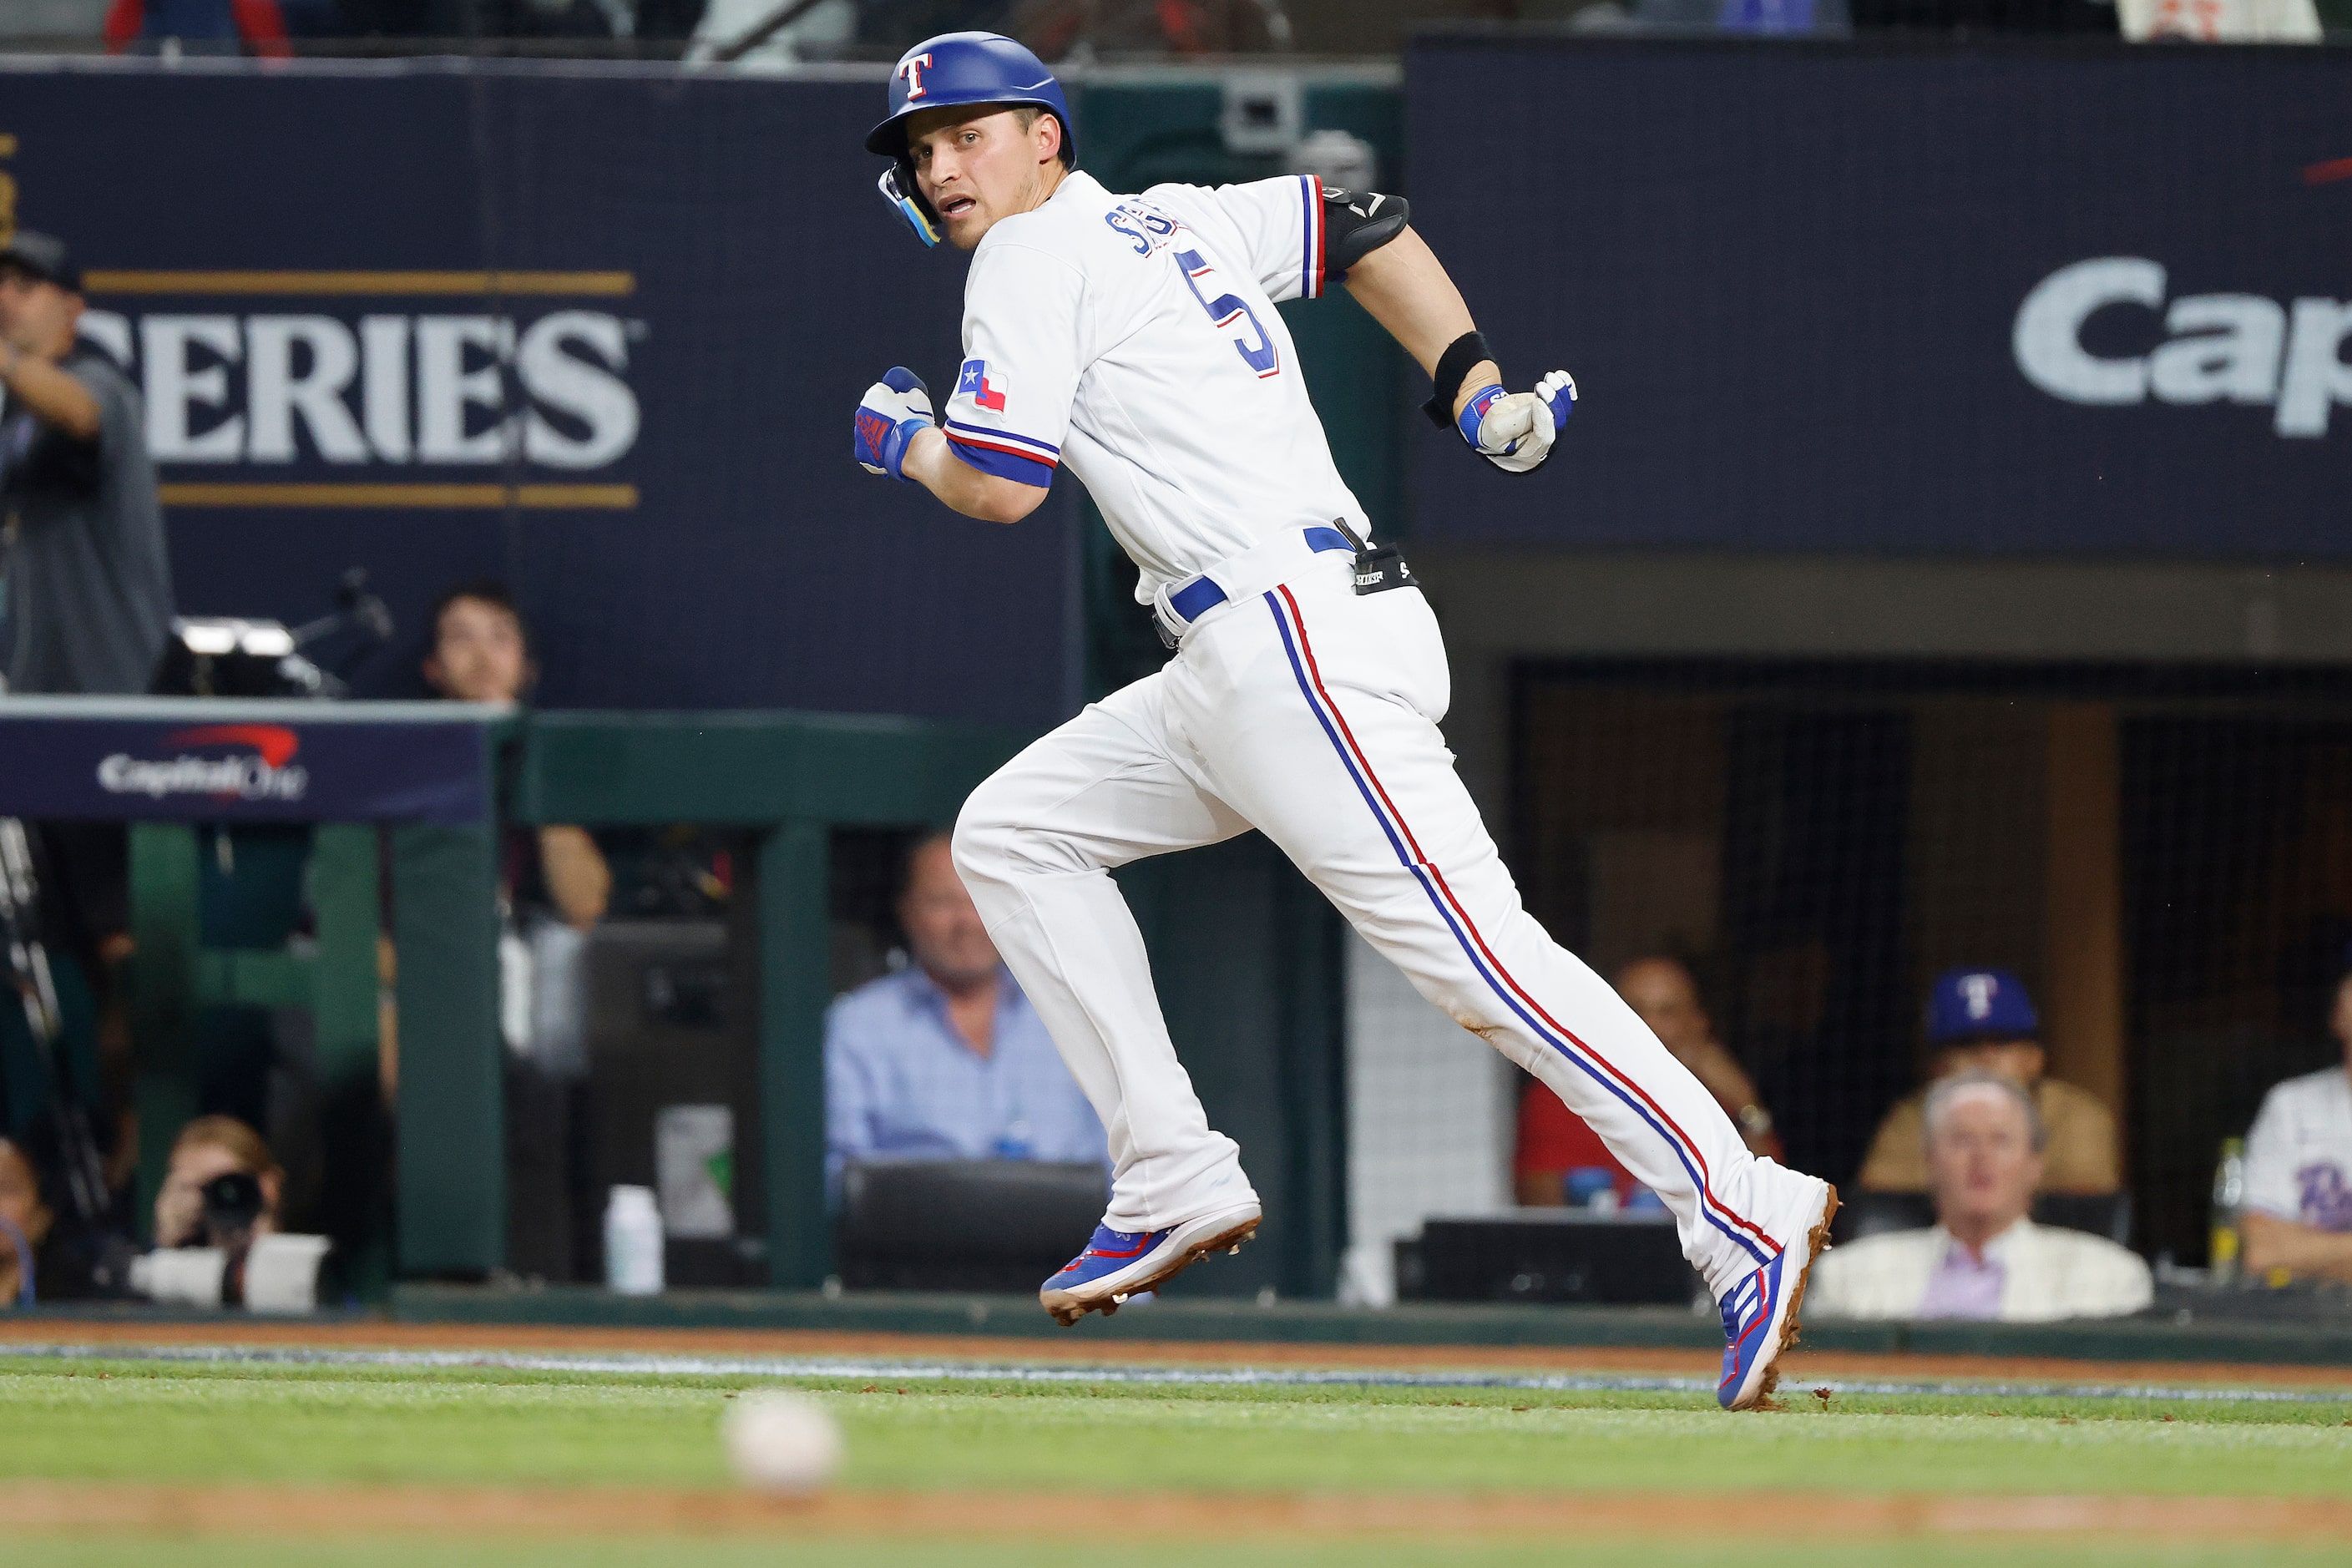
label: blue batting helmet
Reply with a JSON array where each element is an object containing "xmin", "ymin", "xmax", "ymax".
[{"xmin": 864, "ymin": 32, "xmax": 1075, "ymax": 162}]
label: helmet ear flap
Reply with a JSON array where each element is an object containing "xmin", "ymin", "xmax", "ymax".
[{"xmin": 879, "ymin": 159, "xmax": 942, "ymax": 247}]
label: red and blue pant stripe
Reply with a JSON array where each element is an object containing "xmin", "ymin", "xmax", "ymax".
[{"xmin": 1263, "ymin": 584, "xmax": 1778, "ymax": 1267}]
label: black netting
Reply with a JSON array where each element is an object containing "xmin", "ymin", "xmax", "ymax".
[{"xmin": 1507, "ymin": 660, "xmax": 2352, "ymax": 1264}]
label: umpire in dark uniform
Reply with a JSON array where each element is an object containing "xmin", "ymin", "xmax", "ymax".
[{"xmin": 0, "ymin": 230, "xmax": 174, "ymax": 695}]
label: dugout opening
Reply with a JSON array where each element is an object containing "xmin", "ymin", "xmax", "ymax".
[{"xmin": 1507, "ymin": 656, "xmax": 2352, "ymax": 1267}]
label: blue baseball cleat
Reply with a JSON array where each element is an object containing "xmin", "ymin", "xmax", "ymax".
[
  {"xmin": 1717, "ymin": 1179, "xmax": 1839, "ymax": 1411},
  {"xmin": 1040, "ymin": 1202, "xmax": 1262, "ymax": 1326}
]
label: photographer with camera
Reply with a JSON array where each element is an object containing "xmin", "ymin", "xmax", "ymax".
[
  {"xmin": 152, "ymin": 1115, "xmax": 281, "ymax": 1251},
  {"xmin": 138, "ymin": 1115, "xmax": 331, "ymax": 1310}
]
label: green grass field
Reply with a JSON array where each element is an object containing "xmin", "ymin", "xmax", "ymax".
[{"xmin": 7, "ymin": 1345, "xmax": 2352, "ymax": 1567}]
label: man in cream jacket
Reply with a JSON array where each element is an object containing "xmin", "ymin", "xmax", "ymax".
[{"xmin": 1810, "ymin": 1074, "xmax": 2152, "ymax": 1323}]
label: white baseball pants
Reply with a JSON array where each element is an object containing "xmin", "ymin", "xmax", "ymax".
[{"xmin": 953, "ymin": 544, "xmax": 1802, "ymax": 1298}]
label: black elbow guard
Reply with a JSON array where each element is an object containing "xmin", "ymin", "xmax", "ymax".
[{"xmin": 1322, "ymin": 187, "xmax": 1410, "ymax": 280}]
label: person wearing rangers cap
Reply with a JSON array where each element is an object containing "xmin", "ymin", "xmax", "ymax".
[
  {"xmin": 1857, "ymin": 968, "xmax": 2121, "ymax": 1198},
  {"xmin": 847, "ymin": 31, "xmax": 1837, "ymax": 1409}
]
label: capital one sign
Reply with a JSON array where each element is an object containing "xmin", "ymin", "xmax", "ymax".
[{"xmin": 2013, "ymin": 257, "xmax": 2352, "ymax": 438}]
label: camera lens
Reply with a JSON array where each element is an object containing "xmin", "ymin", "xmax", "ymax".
[{"xmin": 200, "ymin": 1171, "xmax": 265, "ymax": 1234}]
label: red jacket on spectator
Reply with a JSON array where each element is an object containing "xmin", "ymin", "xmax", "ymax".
[
  {"xmin": 105, "ymin": 0, "xmax": 291, "ymax": 57},
  {"xmin": 1515, "ymin": 1081, "xmax": 1641, "ymax": 1201}
]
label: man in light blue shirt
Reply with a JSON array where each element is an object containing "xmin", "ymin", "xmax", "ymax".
[{"xmin": 826, "ymin": 832, "xmax": 1107, "ymax": 1199}]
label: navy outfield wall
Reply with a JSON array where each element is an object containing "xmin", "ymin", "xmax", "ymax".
[
  {"xmin": 0, "ymin": 63, "xmax": 1076, "ymax": 728},
  {"xmin": 1406, "ymin": 37, "xmax": 2352, "ymax": 560}
]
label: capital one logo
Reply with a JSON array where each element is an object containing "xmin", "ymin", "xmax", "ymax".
[
  {"xmin": 97, "ymin": 724, "xmax": 309, "ymax": 802},
  {"xmin": 2013, "ymin": 257, "xmax": 2352, "ymax": 437}
]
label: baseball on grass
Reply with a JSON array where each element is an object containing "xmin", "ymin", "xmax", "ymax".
[{"xmin": 721, "ymin": 1391, "xmax": 846, "ymax": 1494}]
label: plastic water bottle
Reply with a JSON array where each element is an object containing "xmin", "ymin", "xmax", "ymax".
[
  {"xmin": 2209, "ymin": 1137, "xmax": 2245, "ymax": 1286},
  {"xmin": 1564, "ymin": 1167, "xmax": 1616, "ymax": 1210},
  {"xmin": 993, "ymin": 1119, "xmax": 1035, "ymax": 1161},
  {"xmin": 604, "ymin": 1185, "xmax": 665, "ymax": 1296}
]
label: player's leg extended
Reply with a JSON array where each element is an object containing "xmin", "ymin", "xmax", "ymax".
[
  {"xmin": 952, "ymin": 673, "xmax": 1260, "ymax": 1238},
  {"xmin": 1181, "ymin": 564, "xmax": 1832, "ymax": 1404}
]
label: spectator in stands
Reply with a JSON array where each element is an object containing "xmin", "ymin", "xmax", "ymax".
[
  {"xmin": 685, "ymin": 0, "xmax": 854, "ymax": 63},
  {"xmin": 1012, "ymin": 0, "xmax": 1289, "ymax": 53},
  {"xmin": 826, "ymin": 831, "xmax": 1106, "ymax": 1198},
  {"xmin": 2240, "ymin": 958, "xmax": 2352, "ymax": 1284},
  {"xmin": 1809, "ymin": 1074, "xmax": 2151, "ymax": 1322},
  {"xmin": 0, "ymin": 1136, "xmax": 53, "ymax": 1308},
  {"xmin": 1, "ymin": 230, "xmax": 173, "ymax": 698},
  {"xmin": 1857, "ymin": 968, "xmax": 2118, "ymax": 1195},
  {"xmin": 152, "ymin": 1115, "xmax": 281, "ymax": 1248},
  {"xmin": 3, "ymin": 229, "xmax": 174, "ymax": 1200},
  {"xmin": 423, "ymin": 581, "xmax": 610, "ymax": 943},
  {"xmin": 1515, "ymin": 955, "xmax": 1780, "ymax": 1207},
  {"xmin": 104, "ymin": 0, "xmax": 292, "ymax": 55},
  {"xmin": 420, "ymin": 580, "xmax": 607, "ymax": 1280}
]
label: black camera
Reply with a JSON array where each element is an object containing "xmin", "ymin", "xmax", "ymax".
[
  {"xmin": 150, "ymin": 568, "xmax": 394, "ymax": 699},
  {"xmin": 199, "ymin": 1171, "xmax": 266, "ymax": 1250}
]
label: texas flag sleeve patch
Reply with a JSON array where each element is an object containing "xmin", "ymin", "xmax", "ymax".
[
  {"xmin": 958, "ymin": 358, "xmax": 1008, "ymax": 412},
  {"xmin": 945, "ymin": 353, "xmax": 1053, "ymax": 487}
]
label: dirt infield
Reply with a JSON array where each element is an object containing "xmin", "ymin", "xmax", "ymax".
[
  {"xmin": 12, "ymin": 1480, "xmax": 2352, "ymax": 1541},
  {"xmin": 4, "ymin": 1315, "xmax": 2349, "ymax": 1393}
]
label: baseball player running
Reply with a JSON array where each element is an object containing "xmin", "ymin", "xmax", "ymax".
[{"xmin": 852, "ymin": 32, "xmax": 1838, "ymax": 1409}]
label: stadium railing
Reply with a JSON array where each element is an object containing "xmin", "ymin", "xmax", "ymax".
[{"xmin": 2, "ymin": 699, "xmax": 1019, "ymax": 1295}]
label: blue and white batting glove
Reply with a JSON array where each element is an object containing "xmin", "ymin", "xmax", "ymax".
[
  {"xmin": 1459, "ymin": 369, "xmax": 1576, "ymax": 475},
  {"xmin": 852, "ymin": 367, "xmax": 935, "ymax": 482}
]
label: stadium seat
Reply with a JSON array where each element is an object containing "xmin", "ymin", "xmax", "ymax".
[
  {"xmin": 1833, "ymin": 1191, "xmax": 1935, "ymax": 1244},
  {"xmin": 835, "ymin": 1159, "xmax": 1110, "ymax": 1293},
  {"xmin": 1833, "ymin": 1188, "xmax": 2132, "ymax": 1247},
  {"xmin": 2032, "ymin": 1190, "xmax": 2133, "ymax": 1247},
  {"xmin": 1399, "ymin": 1214, "xmax": 1704, "ymax": 1306}
]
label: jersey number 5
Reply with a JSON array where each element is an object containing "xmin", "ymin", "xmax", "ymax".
[{"xmin": 1174, "ymin": 249, "xmax": 1278, "ymax": 380}]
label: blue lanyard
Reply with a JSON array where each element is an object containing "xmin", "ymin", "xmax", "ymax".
[{"xmin": 0, "ymin": 1212, "xmax": 34, "ymax": 1306}]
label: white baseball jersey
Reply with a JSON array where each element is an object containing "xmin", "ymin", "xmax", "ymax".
[
  {"xmin": 939, "ymin": 169, "xmax": 1368, "ymax": 604},
  {"xmin": 2243, "ymin": 1065, "xmax": 2352, "ymax": 1231},
  {"xmin": 933, "ymin": 164, "xmax": 1828, "ymax": 1319}
]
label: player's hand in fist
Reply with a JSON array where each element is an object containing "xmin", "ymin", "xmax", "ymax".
[
  {"xmin": 852, "ymin": 367, "xmax": 936, "ymax": 482},
  {"xmin": 1459, "ymin": 369, "xmax": 1576, "ymax": 475}
]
